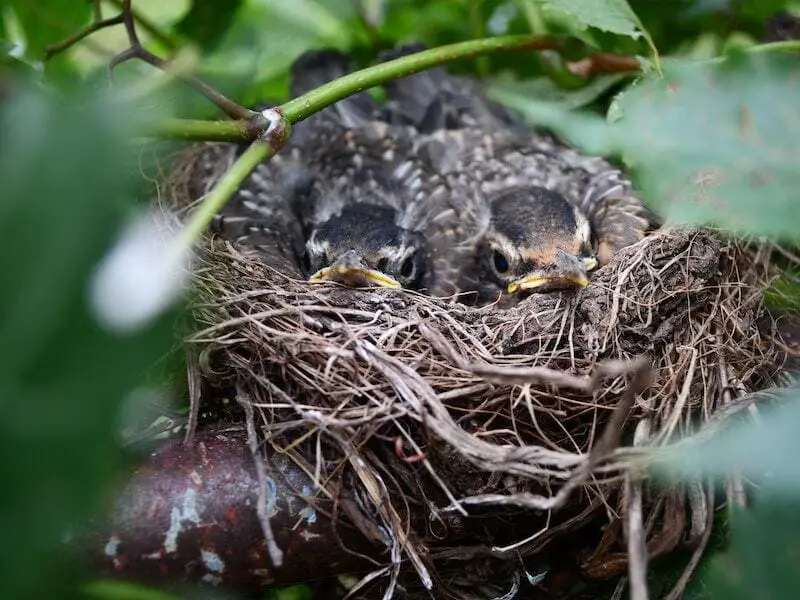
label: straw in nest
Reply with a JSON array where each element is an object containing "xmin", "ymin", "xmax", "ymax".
[
  {"xmin": 179, "ymin": 213, "xmax": 783, "ymax": 597},
  {"xmin": 158, "ymin": 50, "xmax": 787, "ymax": 598}
]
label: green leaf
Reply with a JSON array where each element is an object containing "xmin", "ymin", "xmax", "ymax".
[
  {"xmin": 495, "ymin": 53, "xmax": 800, "ymax": 240},
  {"xmin": 83, "ymin": 580, "xmax": 182, "ymax": 600},
  {"xmin": 6, "ymin": 0, "xmax": 91, "ymax": 60},
  {"xmin": 652, "ymin": 386, "xmax": 800, "ymax": 599},
  {"xmin": 174, "ymin": 0, "xmax": 245, "ymax": 52},
  {"xmin": 705, "ymin": 498, "xmax": 800, "ymax": 599},
  {"xmin": 489, "ymin": 71, "xmax": 629, "ymax": 111},
  {"xmin": 539, "ymin": 0, "xmax": 660, "ymax": 64},
  {"xmin": 655, "ymin": 388, "xmax": 800, "ymax": 492},
  {"xmin": 541, "ymin": 0, "xmax": 646, "ymax": 39},
  {"xmin": 0, "ymin": 84, "xmax": 175, "ymax": 598}
]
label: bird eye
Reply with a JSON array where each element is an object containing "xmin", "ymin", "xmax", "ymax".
[
  {"xmin": 492, "ymin": 250, "xmax": 510, "ymax": 275},
  {"xmin": 376, "ymin": 257, "xmax": 389, "ymax": 273},
  {"xmin": 399, "ymin": 254, "xmax": 416, "ymax": 279}
]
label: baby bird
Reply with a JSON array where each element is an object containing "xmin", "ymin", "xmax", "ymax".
[
  {"xmin": 287, "ymin": 49, "xmax": 448, "ymax": 291},
  {"xmin": 193, "ymin": 49, "xmax": 449, "ymax": 292},
  {"xmin": 478, "ymin": 186, "xmax": 597, "ymax": 296},
  {"xmin": 378, "ymin": 44, "xmax": 653, "ymax": 303}
]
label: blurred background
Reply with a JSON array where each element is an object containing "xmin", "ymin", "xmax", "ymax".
[{"xmin": 1, "ymin": 1, "xmax": 799, "ymax": 600}]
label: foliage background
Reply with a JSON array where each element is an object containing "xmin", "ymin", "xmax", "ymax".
[{"xmin": 1, "ymin": 1, "xmax": 799, "ymax": 599}]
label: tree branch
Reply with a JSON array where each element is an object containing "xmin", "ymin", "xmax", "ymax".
[
  {"xmin": 43, "ymin": 13, "xmax": 124, "ymax": 61},
  {"xmin": 154, "ymin": 34, "xmax": 569, "ymax": 141},
  {"xmin": 107, "ymin": 0, "xmax": 177, "ymax": 51},
  {"xmin": 108, "ymin": 0, "xmax": 255, "ymax": 120},
  {"xmin": 44, "ymin": 0, "xmax": 253, "ymax": 120}
]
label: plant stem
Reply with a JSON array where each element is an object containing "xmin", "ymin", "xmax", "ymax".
[
  {"xmin": 280, "ymin": 35, "xmax": 562, "ymax": 124},
  {"xmin": 152, "ymin": 118, "xmax": 255, "ymax": 142},
  {"xmin": 466, "ymin": 0, "xmax": 490, "ymax": 77},
  {"xmin": 175, "ymin": 142, "xmax": 275, "ymax": 251},
  {"xmin": 746, "ymin": 39, "xmax": 800, "ymax": 54},
  {"xmin": 155, "ymin": 35, "xmax": 565, "ymax": 141},
  {"xmin": 107, "ymin": 0, "xmax": 178, "ymax": 51}
]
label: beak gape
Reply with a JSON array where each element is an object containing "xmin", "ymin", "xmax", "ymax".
[
  {"xmin": 507, "ymin": 249, "xmax": 595, "ymax": 294},
  {"xmin": 308, "ymin": 249, "xmax": 402, "ymax": 289}
]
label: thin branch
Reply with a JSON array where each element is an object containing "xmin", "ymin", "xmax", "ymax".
[
  {"xmin": 44, "ymin": 0, "xmax": 252, "ymax": 120},
  {"xmin": 108, "ymin": 0, "xmax": 255, "ymax": 120},
  {"xmin": 151, "ymin": 117, "xmax": 260, "ymax": 142},
  {"xmin": 280, "ymin": 34, "xmax": 561, "ymax": 123},
  {"xmin": 43, "ymin": 14, "xmax": 124, "ymax": 60},
  {"xmin": 107, "ymin": 0, "xmax": 177, "ymax": 51},
  {"xmin": 150, "ymin": 34, "xmax": 573, "ymax": 142},
  {"xmin": 567, "ymin": 53, "xmax": 642, "ymax": 79}
]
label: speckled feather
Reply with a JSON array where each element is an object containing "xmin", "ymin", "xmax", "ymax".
[
  {"xmin": 189, "ymin": 50, "xmax": 463, "ymax": 295},
  {"xmin": 378, "ymin": 47, "xmax": 654, "ymax": 301}
]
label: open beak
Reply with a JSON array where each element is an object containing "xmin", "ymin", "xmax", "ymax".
[
  {"xmin": 507, "ymin": 251, "xmax": 595, "ymax": 294},
  {"xmin": 308, "ymin": 250, "xmax": 401, "ymax": 289}
]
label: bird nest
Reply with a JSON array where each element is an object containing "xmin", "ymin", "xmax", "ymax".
[{"xmin": 176, "ymin": 180, "xmax": 785, "ymax": 598}]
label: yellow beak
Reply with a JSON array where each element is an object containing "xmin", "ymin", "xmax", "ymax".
[
  {"xmin": 582, "ymin": 256, "xmax": 599, "ymax": 271},
  {"xmin": 507, "ymin": 273, "xmax": 590, "ymax": 294},
  {"xmin": 308, "ymin": 266, "xmax": 402, "ymax": 289}
]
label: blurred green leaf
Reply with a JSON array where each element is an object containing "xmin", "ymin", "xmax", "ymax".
[
  {"xmin": 6, "ymin": 0, "xmax": 91, "ymax": 60},
  {"xmin": 0, "ymin": 84, "xmax": 175, "ymax": 598},
  {"xmin": 174, "ymin": 0, "xmax": 245, "ymax": 52},
  {"xmin": 497, "ymin": 53, "xmax": 800, "ymax": 240},
  {"xmin": 765, "ymin": 268, "xmax": 800, "ymax": 313},
  {"xmin": 83, "ymin": 580, "xmax": 181, "ymax": 600},
  {"xmin": 489, "ymin": 71, "xmax": 629, "ymax": 110},
  {"xmin": 264, "ymin": 585, "xmax": 314, "ymax": 600},
  {"xmin": 540, "ymin": 0, "xmax": 647, "ymax": 39},
  {"xmin": 656, "ymin": 386, "xmax": 800, "ymax": 492},
  {"xmin": 705, "ymin": 498, "xmax": 800, "ymax": 599},
  {"xmin": 652, "ymin": 386, "xmax": 800, "ymax": 599}
]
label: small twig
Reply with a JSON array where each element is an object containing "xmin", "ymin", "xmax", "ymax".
[
  {"xmin": 43, "ymin": 14, "xmax": 124, "ymax": 60},
  {"xmin": 183, "ymin": 346, "xmax": 202, "ymax": 444},
  {"xmin": 625, "ymin": 400, "xmax": 654, "ymax": 600},
  {"xmin": 44, "ymin": 0, "xmax": 251, "ymax": 120},
  {"xmin": 663, "ymin": 482, "xmax": 715, "ymax": 600},
  {"xmin": 107, "ymin": 0, "xmax": 177, "ymax": 51},
  {"xmin": 236, "ymin": 384, "xmax": 284, "ymax": 568},
  {"xmin": 625, "ymin": 475, "xmax": 648, "ymax": 600},
  {"xmin": 109, "ymin": 0, "xmax": 254, "ymax": 120},
  {"xmin": 567, "ymin": 53, "xmax": 641, "ymax": 79}
]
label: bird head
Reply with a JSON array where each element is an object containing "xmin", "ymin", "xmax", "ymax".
[
  {"xmin": 480, "ymin": 186, "xmax": 598, "ymax": 296},
  {"xmin": 303, "ymin": 204, "xmax": 427, "ymax": 289}
]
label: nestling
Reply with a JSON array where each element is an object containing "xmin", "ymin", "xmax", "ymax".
[{"xmin": 479, "ymin": 186, "xmax": 598, "ymax": 296}]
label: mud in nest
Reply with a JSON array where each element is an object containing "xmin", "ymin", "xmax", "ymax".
[{"xmin": 184, "ymin": 220, "xmax": 784, "ymax": 597}]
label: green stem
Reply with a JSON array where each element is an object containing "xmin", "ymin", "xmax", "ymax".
[
  {"xmin": 152, "ymin": 118, "xmax": 253, "ymax": 142},
  {"xmin": 746, "ymin": 39, "xmax": 800, "ymax": 54},
  {"xmin": 466, "ymin": 0, "xmax": 490, "ymax": 77},
  {"xmin": 155, "ymin": 34, "xmax": 563, "ymax": 142},
  {"xmin": 175, "ymin": 141, "xmax": 275, "ymax": 251},
  {"xmin": 165, "ymin": 34, "xmax": 800, "ymax": 251},
  {"xmin": 279, "ymin": 35, "xmax": 561, "ymax": 123},
  {"xmin": 516, "ymin": 0, "xmax": 547, "ymax": 35}
]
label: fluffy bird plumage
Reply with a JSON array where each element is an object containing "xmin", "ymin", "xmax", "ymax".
[
  {"xmin": 377, "ymin": 45, "xmax": 654, "ymax": 302},
  {"xmin": 194, "ymin": 45, "xmax": 654, "ymax": 305},
  {"xmin": 199, "ymin": 49, "xmax": 460, "ymax": 294}
]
